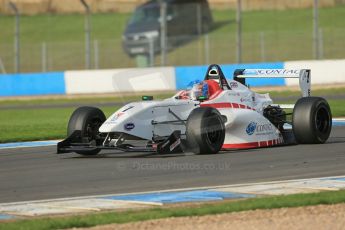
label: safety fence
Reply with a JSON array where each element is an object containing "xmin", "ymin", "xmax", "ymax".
[{"xmin": 1, "ymin": 29, "xmax": 345, "ymax": 74}]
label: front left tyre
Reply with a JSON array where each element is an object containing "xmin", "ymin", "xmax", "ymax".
[
  {"xmin": 186, "ymin": 107, "xmax": 225, "ymax": 154},
  {"xmin": 67, "ymin": 106, "xmax": 106, "ymax": 155}
]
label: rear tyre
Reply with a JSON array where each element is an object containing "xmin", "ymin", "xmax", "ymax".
[
  {"xmin": 292, "ymin": 97, "xmax": 332, "ymax": 144},
  {"xmin": 186, "ymin": 107, "xmax": 225, "ymax": 154},
  {"xmin": 67, "ymin": 106, "xmax": 106, "ymax": 155}
]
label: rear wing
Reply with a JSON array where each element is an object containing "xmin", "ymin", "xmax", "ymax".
[{"xmin": 233, "ymin": 69, "xmax": 311, "ymax": 97}]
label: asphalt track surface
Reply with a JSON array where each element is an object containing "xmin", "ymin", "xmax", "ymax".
[{"xmin": 0, "ymin": 127, "xmax": 345, "ymax": 203}]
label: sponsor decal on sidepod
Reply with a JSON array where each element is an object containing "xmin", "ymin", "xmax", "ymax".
[
  {"xmin": 124, "ymin": 123, "xmax": 135, "ymax": 131},
  {"xmin": 246, "ymin": 122, "xmax": 274, "ymax": 136},
  {"xmin": 240, "ymin": 97, "xmax": 252, "ymax": 103},
  {"xmin": 246, "ymin": 122, "xmax": 257, "ymax": 135}
]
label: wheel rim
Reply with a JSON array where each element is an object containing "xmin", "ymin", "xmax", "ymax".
[
  {"xmin": 315, "ymin": 106, "xmax": 330, "ymax": 134},
  {"xmin": 84, "ymin": 118, "xmax": 102, "ymax": 142}
]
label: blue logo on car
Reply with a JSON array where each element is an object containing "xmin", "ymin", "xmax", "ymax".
[
  {"xmin": 124, "ymin": 123, "xmax": 135, "ymax": 131},
  {"xmin": 246, "ymin": 122, "xmax": 257, "ymax": 135}
]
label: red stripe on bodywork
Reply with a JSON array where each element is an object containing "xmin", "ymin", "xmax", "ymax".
[
  {"xmin": 200, "ymin": 103, "xmax": 231, "ymax": 109},
  {"xmin": 260, "ymin": 141, "xmax": 268, "ymax": 147},
  {"xmin": 200, "ymin": 102, "xmax": 255, "ymax": 111},
  {"xmin": 222, "ymin": 138, "xmax": 282, "ymax": 150},
  {"xmin": 232, "ymin": 103, "xmax": 240, "ymax": 108},
  {"xmin": 222, "ymin": 142, "xmax": 259, "ymax": 149}
]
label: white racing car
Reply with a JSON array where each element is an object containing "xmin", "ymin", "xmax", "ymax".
[{"xmin": 57, "ymin": 64, "xmax": 332, "ymax": 155}]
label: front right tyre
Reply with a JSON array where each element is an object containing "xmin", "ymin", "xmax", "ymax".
[{"xmin": 292, "ymin": 97, "xmax": 332, "ymax": 144}]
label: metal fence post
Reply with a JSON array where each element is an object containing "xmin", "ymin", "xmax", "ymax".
[
  {"xmin": 204, "ymin": 34, "xmax": 210, "ymax": 64},
  {"xmin": 80, "ymin": 0, "xmax": 91, "ymax": 69},
  {"xmin": 313, "ymin": 0, "xmax": 320, "ymax": 59},
  {"xmin": 149, "ymin": 38, "xmax": 155, "ymax": 67},
  {"xmin": 94, "ymin": 40, "xmax": 99, "ymax": 69},
  {"xmin": 0, "ymin": 57, "xmax": 6, "ymax": 74},
  {"xmin": 196, "ymin": 3, "xmax": 202, "ymax": 36},
  {"xmin": 236, "ymin": 0, "xmax": 242, "ymax": 64},
  {"xmin": 41, "ymin": 42, "xmax": 47, "ymax": 72},
  {"xmin": 159, "ymin": 1, "xmax": 167, "ymax": 66},
  {"xmin": 260, "ymin": 31, "xmax": 266, "ymax": 62},
  {"xmin": 8, "ymin": 1, "xmax": 20, "ymax": 73},
  {"xmin": 319, "ymin": 28, "xmax": 324, "ymax": 59}
]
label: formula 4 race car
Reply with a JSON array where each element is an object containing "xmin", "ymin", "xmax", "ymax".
[{"xmin": 57, "ymin": 64, "xmax": 332, "ymax": 155}]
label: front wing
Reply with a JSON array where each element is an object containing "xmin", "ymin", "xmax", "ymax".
[{"xmin": 57, "ymin": 130, "xmax": 185, "ymax": 154}]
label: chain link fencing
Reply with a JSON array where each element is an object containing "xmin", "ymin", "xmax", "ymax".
[{"xmin": 0, "ymin": 1, "xmax": 344, "ymax": 73}]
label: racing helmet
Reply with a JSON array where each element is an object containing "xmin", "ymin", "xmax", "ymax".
[{"xmin": 190, "ymin": 81, "xmax": 209, "ymax": 101}]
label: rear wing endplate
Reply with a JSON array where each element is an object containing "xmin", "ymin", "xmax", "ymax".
[{"xmin": 233, "ymin": 69, "xmax": 311, "ymax": 97}]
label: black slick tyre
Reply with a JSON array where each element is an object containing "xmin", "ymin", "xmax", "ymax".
[
  {"xmin": 292, "ymin": 97, "xmax": 332, "ymax": 144},
  {"xmin": 186, "ymin": 107, "xmax": 225, "ymax": 154},
  {"xmin": 67, "ymin": 106, "xmax": 106, "ymax": 155}
]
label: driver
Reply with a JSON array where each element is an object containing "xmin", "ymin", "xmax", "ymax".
[
  {"xmin": 176, "ymin": 79, "xmax": 221, "ymax": 101},
  {"xmin": 190, "ymin": 81, "xmax": 209, "ymax": 101}
]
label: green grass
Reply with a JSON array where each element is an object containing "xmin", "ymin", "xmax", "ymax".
[
  {"xmin": 0, "ymin": 106, "xmax": 118, "ymax": 143},
  {"xmin": 0, "ymin": 93, "xmax": 174, "ymax": 107},
  {"xmin": 264, "ymin": 87, "xmax": 345, "ymax": 98},
  {"xmin": 0, "ymin": 87, "xmax": 343, "ymax": 107},
  {"xmin": 1, "ymin": 7, "xmax": 344, "ymax": 44},
  {"xmin": 0, "ymin": 13, "xmax": 130, "ymax": 44},
  {"xmin": 1, "ymin": 6, "xmax": 345, "ymax": 72},
  {"xmin": 1, "ymin": 190, "xmax": 345, "ymax": 230},
  {"xmin": 164, "ymin": 6, "xmax": 345, "ymax": 65},
  {"xmin": 328, "ymin": 100, "xmax": 345, "ymax": 117}
]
